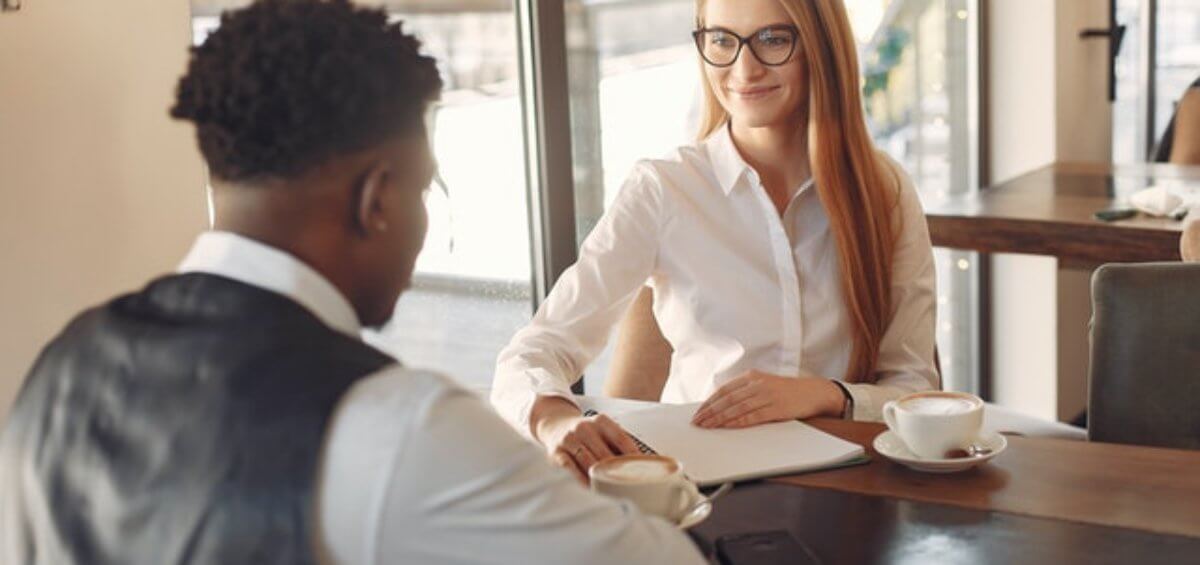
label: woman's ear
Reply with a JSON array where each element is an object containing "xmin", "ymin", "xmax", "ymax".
[{"xmin": 354, "ymin": 160, "xmax": 391, "ymax": 238}]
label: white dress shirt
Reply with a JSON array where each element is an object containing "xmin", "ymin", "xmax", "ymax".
[
  {"xmin": 492, "ymin": 125, "xmax": 939, "ymax": 430},
  {"xmin": 0, "ymin": 231, "xmax": 704, "ymax": 565}
]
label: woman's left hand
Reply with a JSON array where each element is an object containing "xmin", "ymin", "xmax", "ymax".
[{"xmin": 691, "ymin": 371, "xmax": 846, "ymax": 429}]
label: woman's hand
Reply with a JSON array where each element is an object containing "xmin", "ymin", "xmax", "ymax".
[
  {"xmin": 691, "ymin": 371, "xmax": 846, "ymax": 429},
  {"xmin": 531, "ymin": 396, "xmax": 642, "ymax": 484}
]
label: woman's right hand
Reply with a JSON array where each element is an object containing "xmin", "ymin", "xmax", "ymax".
[{"xmin": 531, "ymin": 396, "xmax": 642, "ymax": 484}]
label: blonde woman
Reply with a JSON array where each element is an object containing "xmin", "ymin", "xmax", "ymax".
[{"xmin": 492, "ymin": 0, "xmax": 939, "ymax": 481}]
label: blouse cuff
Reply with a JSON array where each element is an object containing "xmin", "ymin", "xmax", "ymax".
[{"xmin": 840, "ymin": 382, "xmax": 881, "ymax": 422}]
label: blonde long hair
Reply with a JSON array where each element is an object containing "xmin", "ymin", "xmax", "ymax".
[{"xmin": 695, "ymin": 0, "xmax": 899, "ymax": 384}]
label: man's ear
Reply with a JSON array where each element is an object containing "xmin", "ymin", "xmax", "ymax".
[{"xmin": 353, "ymin": 160, "xmax": 391, "ymax": 238}]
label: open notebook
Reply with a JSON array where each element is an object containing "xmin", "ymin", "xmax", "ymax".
[{"xmin": 591, "ymin": 401, "xmax": 868, "ymax": 487}]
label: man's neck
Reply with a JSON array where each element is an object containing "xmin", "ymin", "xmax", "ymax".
[{"xmin": 211, "ymin": 207, "xmax": 363, "ymax": 328}]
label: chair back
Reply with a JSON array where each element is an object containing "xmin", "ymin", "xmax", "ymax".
[
  {"xmin": 605, "ymin": 287, "xmax": 671, "ymax": 401},
  {"xmin": 605, "ymin": 287, "xmax": 945, "ymax": 401},
  {"xmin": 1088, "ymin": 263, "xmax": 1200, "ymax": 449}
]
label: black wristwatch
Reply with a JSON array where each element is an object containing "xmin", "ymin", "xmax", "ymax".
[{"xmin": 831, "ymin": 381, "xmax": 854, "ymax": 420}]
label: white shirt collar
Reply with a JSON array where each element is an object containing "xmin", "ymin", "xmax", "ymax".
[
  {"xmin": 705, "ymin": 122, "xmax": 815, "ymax": 197},
  {"xmin": 177, "ymin": 231, "xmax": 362, "ymax": 338},
  {"xmin": 705, "ymin": 122, "xmax": 752, "ymax": 195}
]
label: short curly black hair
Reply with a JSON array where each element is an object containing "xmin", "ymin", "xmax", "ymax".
[{"xmin": 171, "ymin": 0, "xmax": 442, "ymax": 182}]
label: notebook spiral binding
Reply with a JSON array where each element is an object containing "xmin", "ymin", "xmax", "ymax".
[{"xmin": 582, "ymin": 409, "xmax": 658, "ymax": 455}]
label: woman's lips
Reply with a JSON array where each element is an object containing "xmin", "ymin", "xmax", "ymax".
[{"xmin": 728, "ymin": 85, "xmax": 781, "ymax": 100}]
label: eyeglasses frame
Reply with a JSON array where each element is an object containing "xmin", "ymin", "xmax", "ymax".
[{"xmin": 691, "ymin": 24, "xmax": 801, "ymax": 68}]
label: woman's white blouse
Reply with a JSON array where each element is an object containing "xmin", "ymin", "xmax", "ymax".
[{"xmin": 491, "ymin": 126, "xmax": 939, "ymax": 432}]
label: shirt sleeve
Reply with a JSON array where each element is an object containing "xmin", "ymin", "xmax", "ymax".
[
  {"xmin": 325, "ymin": 367, "xmax": 705, "ymax": 565},
  {"xmin": 491, "ymin": 164, "xmax": 666, "ymax": 436},
  {"xmin": 841, "ymin": 157, "xmax": 940, "ymax": 421}
]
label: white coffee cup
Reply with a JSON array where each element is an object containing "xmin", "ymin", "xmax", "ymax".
[
  {"xmin": 589, "ymin": 454, "xmax": 698, "ymax": 522},
  {"xmin": 882, "ymin": 391, "xmax": 984, "ymax": 460}
]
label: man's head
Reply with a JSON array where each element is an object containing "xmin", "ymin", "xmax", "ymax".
[{"xmin": 171, "ymin": 0, "xmax": 442, "ymax": 327}]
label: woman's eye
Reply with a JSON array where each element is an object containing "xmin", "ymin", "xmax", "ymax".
[{"xmin": 759, "ymin": 33, "xmax": 789, "ymax": 47}]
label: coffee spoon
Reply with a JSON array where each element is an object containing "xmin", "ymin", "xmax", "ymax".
[
  {"xmin": 681, "ymin": 482, "xmax": 733, "ymax": 519},
  {"xmin": 944, "ymin": 443, "xmax": 993, "ymax": 459}
]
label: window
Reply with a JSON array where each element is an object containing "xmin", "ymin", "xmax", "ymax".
[
  {"xmin": 1155, "ymin": 0, "xmax": 1200, "ymax": 150},
  {"xmin": 374, "ymin": 4, "xmax": 533, "ymax": 392},
  {"xmin": 853, "ymin": 0, "xmax": 978, "ymax": 392},
  {"xmin": 1114, "ymin": 0, "xmax": 1200, "ymax": 162},
  {"xmin": 1113, "ymin": 0, "xmax": 1146, "ymax": 163},
  {"xmin": 564, "ymin": 0, "xmax": 698, "ymax": 392}
]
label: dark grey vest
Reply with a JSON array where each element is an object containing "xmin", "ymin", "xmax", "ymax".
[{"xmin": 1, "ymin": 273, "xmax": 394, "ymax": 564}]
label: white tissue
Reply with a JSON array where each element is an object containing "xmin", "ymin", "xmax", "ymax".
[{"xmin": 1130, "ymin": 186, "xmax": 1185, "ymax": 217}]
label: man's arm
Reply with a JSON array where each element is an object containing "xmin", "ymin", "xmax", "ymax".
[{"xmin": 316, "ymin": 368, "xmax": 705, "ymax": 565}]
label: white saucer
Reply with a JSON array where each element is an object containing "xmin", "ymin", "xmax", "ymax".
[
  {"xmin": 676, "ymin": 496, "xmax": 712, "ymax": 529},
  {"xmin": 675, "ymin": 483, "xmax": 712, "ymax": 529},
  {"xmin": 873, "ymin": 430, "xmax": 1007, "ymax": 473}
]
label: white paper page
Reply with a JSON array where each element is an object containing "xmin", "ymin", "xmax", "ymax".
[
  {"xmin": 577, "ymin": 395, "xmax": 660, "ymax": 418},
  {"xmin": 612, "ymin": 402, "xmax": 865, "ymax": 485}
]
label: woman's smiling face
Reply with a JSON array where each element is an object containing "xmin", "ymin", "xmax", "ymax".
[{"xmin": 699, "ymin": 0, "xmax": 810, "ymax": 130}]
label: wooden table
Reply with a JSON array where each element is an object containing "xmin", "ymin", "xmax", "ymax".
[
  {"xmin": 689, "ymin": 419, "xmax": 1200, "ymax": 563},
  {"xmin": 924, "ymin": 162, "xmax": 1200, "ymax": 263}
]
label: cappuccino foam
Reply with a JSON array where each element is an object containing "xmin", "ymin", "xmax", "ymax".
[
  {"xmin": 901, "ymin": 396, "xmax": 977, "ymax": 415},
  {"xmin": 599, "ymin": 459, "xmax": 675, "ymax": 482}
]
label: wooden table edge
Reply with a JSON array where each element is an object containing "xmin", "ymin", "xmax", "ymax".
[{"xmin": 767, "ymin": 418, "xmax": 1200, "ymax": 539}]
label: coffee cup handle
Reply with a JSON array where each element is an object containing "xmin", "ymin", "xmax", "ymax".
[
  {"xmin": 882, "ymin": 401, "xmax": 899, "ymax": 433},
  {"xmin": 670, "ymin": 479, "xmax": 699, "ymax": 522}
]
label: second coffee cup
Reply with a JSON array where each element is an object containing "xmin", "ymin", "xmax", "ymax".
[{"xmin": 881, "ymin": 391, "xmax": 984, "ymax": 460}]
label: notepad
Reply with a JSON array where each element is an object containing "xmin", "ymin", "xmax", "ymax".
[{"xmin": 607, "ymin": 402, "xmax": 868, "ymax": 486}]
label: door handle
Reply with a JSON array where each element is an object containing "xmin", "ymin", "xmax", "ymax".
[{"xmin": 1080, "ymin": 24, "xmax": 1128, "ymax": 102}]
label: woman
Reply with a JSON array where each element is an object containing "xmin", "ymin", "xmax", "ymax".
[{"xmin": 491, "ymin": 0, "xmax": 939, "ymax": 482}]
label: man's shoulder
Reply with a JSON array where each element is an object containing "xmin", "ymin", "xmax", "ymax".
[
  {"xmin": 345, "ymin": 365, "xmax": 471, "ymax": 399},
  {"xmin": 334, "ymin": 365, "xmax": 488, "ymax": 426}
]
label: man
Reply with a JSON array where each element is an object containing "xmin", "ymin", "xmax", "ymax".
[{"xmin": 0, "ymin": 1, "xmax": 705, "ymax": 563}]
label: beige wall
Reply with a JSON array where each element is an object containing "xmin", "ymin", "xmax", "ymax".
[
  {"xmin": 0, "ymin": 1, "xmax": 206, "ymax": 419},
  {"xmin": 987, "ymin": 0, "xmax": 1111, "ymax": 421},
  {"xmin": 987, "ymin": 0, "xmax": 1058, "ymax": 419},
  {"xmin": 1053, "ymin": 0, "xmax": 1111, "ymax": 423}
]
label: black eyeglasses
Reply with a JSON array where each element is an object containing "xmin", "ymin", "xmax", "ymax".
[{"xmin": 692, "ymin": 25, "xmax": 799, "ymax": 68}]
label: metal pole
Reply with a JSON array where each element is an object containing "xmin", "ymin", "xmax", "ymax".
[
  {"xmin": 515, "ymin": 0, "xmax": 580, "ymax": 308},
  {"xmin": 974, "ymin": 0, "xmax": 992, "ymax": 401},
  {"xmin": 514, "ymin": 0, "xmax": 584, "ymax": 393},
  {"xmin": 1139, "ymin": 0, "xmax": 1158, "ymax": 159}
]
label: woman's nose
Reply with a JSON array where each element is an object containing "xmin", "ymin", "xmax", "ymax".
[{"xmin": 730, "ymin": 45, "xmax": 767, "ymax": 81}]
